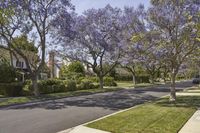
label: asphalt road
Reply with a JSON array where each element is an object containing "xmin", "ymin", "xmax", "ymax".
[{"xmin": 0, "ymin": 81, "xmax": 194, "ymax": 133}]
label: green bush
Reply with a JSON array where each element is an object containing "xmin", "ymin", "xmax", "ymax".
[
  {"xmin": 103, "ymin": 77, "xmax": 117, "ymax": 86},
  {"xmin": 22, "ymin": 79, "xmax": 78, "ymax": 95},
  {"xmin": 38, "ymin": 79, "xmax": 66, "ymax": 94},
  {"xmin": 0, "ymin": 63, "xmax": 16, "ymax": 83},
  {"xmin": 135, "ymin": 76, "xmax": 150, "ymax": 83},
  {"xmin": 77, "ymin": 79, "xmax": 97, "ymax": 90},
  {"xmin": 68, "ymin": 61, "xmax": 85, "ymax": 74},
  {"xmin": 115, "ymin": 74, "xmax": 150, "ymax": 83},
  {"xmin": 87, "ymin": 77, "xmax": 99, "ymax": 83},
  {"xmin": 65, "ymin": 80, "xmax": 77, "ymax": 91},
  {"xmin": 22, "ymin": 80, "xmax": 33, "ymax": 96},
  {"xmin": 0, "ymin": 82, "xmax": 23, "ymax": 97},
  {"xmin": 115, "ymin": 74, "xmax": 132, "ymax": 81},
  {"xmin": 60, "ymin": 61, "xmax": 85, "ymax": 79},
  {"xmin": 84, "ymin": 76, "xmax": 117, "ymax": 87}
]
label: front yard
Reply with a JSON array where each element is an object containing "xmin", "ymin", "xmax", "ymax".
[{"xmin": 87, "ymin": 96, "xmax": 200, "ymax": 133}]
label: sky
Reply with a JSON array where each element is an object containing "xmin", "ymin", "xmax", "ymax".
[{"xmin": 72, "ymin": 0, "xmax": 151, "ymax": 14}]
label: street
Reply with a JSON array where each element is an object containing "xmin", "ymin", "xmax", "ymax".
[{"xmin": 0, "ymin": 81, "xmax": 194, "ymax": 133}]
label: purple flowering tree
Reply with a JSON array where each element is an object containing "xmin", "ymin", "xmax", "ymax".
[
  {"xmin": 120, "ymin": 5, "xmax": 147, "ymax": 85},
  {"xmin": 56, "ymin": 5, "xmax": 123, "ymax": 89},
  {"xmin": 148, "ymin": 0, "xmax": 200, "ymax": 101},
  {"xmin": 0, "ymin": 0, "xmax": 74, "ymax": 96}
]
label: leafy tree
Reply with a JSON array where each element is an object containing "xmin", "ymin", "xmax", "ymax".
[
  {"xmin": 12, "ymin": 35, "xmax": 38, "ymax": 53},
  {"xmin": 56, "ymin": 5, "xmax": 123, "ymax": 89},
  {"xmin": 60, "ymin": 61, "xmax": 85, "ymax": 79},
  {"xmin": 148, "ymin": 0, "xmax": 200, "ymax": 101},
  {"xmin": 120, "ymin": 5, "xmax": 146, "ymax": 85},
  {"xmin": 68, "ymin": 61, "xmax": 85, "ymax": 74},
  {"xmin": 0, "ymin": 0, "xmax": 74, "ymax": 96}
]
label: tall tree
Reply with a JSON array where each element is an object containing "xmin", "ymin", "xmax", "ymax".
[
  {"xmin": 149, "ymin": 0, "xmax": 200, "ymax": 101},
  {"xmin": 120, "ymin": 5, "xmax": 146, "ymax": 85},
  {"xmin": 0, "ymin": 0, "xmax": 74, "ymax": 96},
  {"xmin": 56, "ymin": 5, "xmax": 123, "ymax": 89}
]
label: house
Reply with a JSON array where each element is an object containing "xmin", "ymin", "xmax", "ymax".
[
  {"xmin": 47, "ymin": 51, "xmax": 93, "ymax": 78},
  {"xmin": 0, "ymin": 48, "xmax": 48, "ymax": 82}
]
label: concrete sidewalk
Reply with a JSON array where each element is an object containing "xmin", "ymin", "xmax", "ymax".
[
  {"xmin": 58, "ymin": 126, "xmax": 110, "ymax": 133},
  {"xmin": 179, "ymin": 109, "xmax": 200, "ymax": 133},
  {"xmin": 177, "ymin": 93, "xmax": 200, "ymax": 96}
]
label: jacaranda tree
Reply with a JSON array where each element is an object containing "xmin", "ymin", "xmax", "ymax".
[
  {"xmin": 148, "ymin": 0, "xmax": 200, "ymax": 101},
  {"xmin": 0, "ymin": 0, "xmax": 74, "ymax": 96},
  {"xmin": 56, "ymin": 5, "xmax": 124, "ymax": 89}
]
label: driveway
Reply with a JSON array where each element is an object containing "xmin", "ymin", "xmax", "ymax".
[{"xmin": 0, "ymin": 81, "xmax": 194, "ymax": 133}]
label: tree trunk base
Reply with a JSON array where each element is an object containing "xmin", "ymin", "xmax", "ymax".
[
  {"xmin": 169, "ymin": 96, "xmax": 176, "ymax": 102},
  {"xmin": 169, "ymin": 91, "xmax": 176, "ymax": 102},
  {"xmin": 32, "ymin": 79, "xmax": 40, "ymax": 97}
]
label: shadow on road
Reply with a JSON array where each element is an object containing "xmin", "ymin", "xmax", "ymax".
[{"xmin": 1, "ymin": 81, "xmax": 194, "ymax": 111}]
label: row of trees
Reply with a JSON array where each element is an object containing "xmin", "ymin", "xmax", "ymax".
[
  {"xmin": 0, "ymin": 0, "xmax": 199, "ymax": 101},
  {"xmin": 55, "ymin": 1, "xmax": 200, "ymax": 101}
]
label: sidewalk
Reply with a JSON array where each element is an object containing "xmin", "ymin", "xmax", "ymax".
[
  {"xmin": 179, "ymin": 109, "xmax": 200, "ymax": 133},
  {"xmin": 58, "ymin": 126, "xmax": 110, "ymax": 133}
]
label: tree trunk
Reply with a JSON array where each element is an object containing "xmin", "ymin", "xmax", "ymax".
[
  {"xmin": 163, "ymin": 78, "xmax": 167, "ymax": 84},
  {"xmin": 32, "ymin": 76, "xmax": 40, "ymax": 96},
  {"xmin": 150, "ymin": 74, "xmax": 155, "ymax": 84},
  {"xmin": 170, "ymin": 72, "xmax": 176, "ymax": 102},
  {"xmin": 99, "ymin": 76, "xmax": 104, "ymax": 89},
  {"xmin": 132, "ymin": 74, "xmax": 136, "ymax": 85}
]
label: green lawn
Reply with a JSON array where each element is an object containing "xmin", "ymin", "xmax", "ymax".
[
  {"xmin": 0, "ymin": 87, "xmax": 123, "ymax": 107},
  {"xmin": 87, "ymin": 96, "xmax": 200, "ymax": 133}
]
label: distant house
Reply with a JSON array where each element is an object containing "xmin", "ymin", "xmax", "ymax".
[
  {"xmin": 0, "ymin": 48, "xmax": 48, "ymax": 82},
  {"xmin": 47, "ymin": 51, "xmax": 93, "ymax": 78},
  {"xmin": 47, "ymin": 51, "xmax": 69, "ymax": 78}
]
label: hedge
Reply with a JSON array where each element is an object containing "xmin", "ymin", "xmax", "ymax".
[
  {"xmin": 0, "ymin": 82, "xmax": 23, "ymax": 97},
  {"xmin": 77, "ymin": 79, "xmax": 98, "ymax": 90},
  {"xmin": 85, "ymin": 76, "xmax": 117, "ymax": 87},
  {"xmin": 115, "ymin": 75, "xmax": 150, "ymax": 83},
  {"xmin": 103, "ymin": 77, "xmax": 117, "ymax": 86}
]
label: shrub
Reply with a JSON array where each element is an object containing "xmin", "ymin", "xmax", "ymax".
[
  {"xmin": 0, "ymin": 82, "xmax": 23, "ymax": 97},
  {"xmin": 103, "ymin": 77, "xmax": 117, "ymax": 86},
  {"xmin": 60, "ymin": 61, "xmax": 85, "ymax": 79},
  {"xmin": 65, "ymin": 80, "xmax": 77, "ymax": 91},
  {"xmin": 22, "ymin": 80, "xmax": 33, "ymax": 96},
  {"xmin": 0, "ymin": 62, "xmax": 16, "ymax": 83},
  {"xmin": 22, "ymin": 79, "xmax": 78, "ymax": 95},
  {"xmin": 38, "ymin": 79, "xmax": 66, "ymax": 94},
  {"xmin": 88, "ymin": 77, "xmax": 99, "ymax": 83},
  {"xmin": 135, "ymin": 76, "xmax": 150, "ymax": 83},
  {"xmin": 77, "ymin": 79, "xmax": 97, "ymax": 90},
  {"xmin": 68, "ymin": 61, "xmax": 85, "ymax": 74},
  {"xmin": 115, "ymin": 74, "xmax": 132, "ymax": 81}
]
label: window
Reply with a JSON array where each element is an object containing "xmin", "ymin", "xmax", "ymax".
[{"xmin": 16, "ymin": 61, "xmax": 24, "ymax": 68}]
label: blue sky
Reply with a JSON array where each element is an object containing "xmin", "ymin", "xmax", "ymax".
[{"xmin": 72, "ymin": 0, "xmax": 151, "ymax": 14}]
